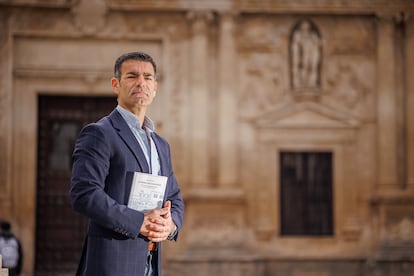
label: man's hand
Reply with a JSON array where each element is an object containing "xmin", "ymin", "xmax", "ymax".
[{"xmin": 139, "ymin": 200, "xmax": 176, "ymax": 242}]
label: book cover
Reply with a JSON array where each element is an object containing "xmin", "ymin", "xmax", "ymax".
[{"xmin": 127, "ymin": 172, "xmax": 167, "ymax": 213}]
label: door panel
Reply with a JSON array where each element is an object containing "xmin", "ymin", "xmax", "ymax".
[{"xmin": 35, "ymin": 95, "xmax": 116, "ymax": 275}]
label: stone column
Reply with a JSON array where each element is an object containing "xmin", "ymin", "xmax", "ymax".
[
  {"xmin": 370, "ymin": 13, "xmax": 414, "ymax": 268},
  {"xmin": 406, "ymin": 14, "xmax": 414, "ymax": 190},
  {"xmin": 218, "ymin": 12, "xmax": 238, "ymax": 188},
  {"xmin": 188, "ymin": 11, "xmax": 213, "ymax": 188},
  {"xmin": 376, "ymin": 14, "xmax": 398, "ymax": 191}
]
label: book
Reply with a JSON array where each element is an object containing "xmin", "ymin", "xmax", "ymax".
[{"xmin": 127, "ymin": 172, "xmax": 167, "ymax": 213}]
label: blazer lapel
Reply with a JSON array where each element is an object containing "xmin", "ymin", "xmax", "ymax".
[{"xmin": 108, "ymin": 109, "xmax": 150, "ymax": 173}]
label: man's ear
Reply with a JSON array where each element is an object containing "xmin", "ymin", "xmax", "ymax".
[
  {"xmin": 111, "ymin": 78, "xmax": 120, "ymax": 95},
  {"xmin": 111, "ymin": 77, "xmax": 118, "ymax": 88}
]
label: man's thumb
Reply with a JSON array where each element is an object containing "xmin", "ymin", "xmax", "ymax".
[{"xmin": 164, "ymin": 200, "xmax": 171, "ymax": 210}]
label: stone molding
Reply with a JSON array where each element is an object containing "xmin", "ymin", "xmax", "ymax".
[
  {"xmin": 0, "ymin": 0, "xmax": 74, "ymax": 8},
  {"xmin": 251, "ymin": 101, "xmax": 361, "ymax": 130},
  {"xmin": 1, "ymin": 0, "xmax": 413, "ymax": 14}
]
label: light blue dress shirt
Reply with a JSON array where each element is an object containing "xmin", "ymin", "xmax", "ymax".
[{"xmin": 116, "ymin": 105, "xmax": 161, "ymax": 176}]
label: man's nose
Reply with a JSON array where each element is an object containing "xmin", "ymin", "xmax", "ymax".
[{"xmin": 135, "ymin": 75, "xmax": 145, "ymax": 86}]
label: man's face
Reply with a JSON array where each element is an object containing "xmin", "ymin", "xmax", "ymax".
[{"xmin": 111, "ymin": 59, "xmax": 157, "ymax": 111}]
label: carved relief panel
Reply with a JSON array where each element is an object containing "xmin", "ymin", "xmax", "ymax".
[
  {"xmin": 237, "ymin": 16, "xmax": 375, "ymax": 120},
  {"xmin": 238, "ymin": 15, "xmax": 376, "ymax": 252}
]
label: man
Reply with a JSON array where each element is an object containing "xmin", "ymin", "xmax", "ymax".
[
  {"xmin": 0, "ymin": 221, "xmax": 23, "ymax": 276},
  {"xmin": 70, "ymin": 52, "xmax": 184, "ymax": 276}
]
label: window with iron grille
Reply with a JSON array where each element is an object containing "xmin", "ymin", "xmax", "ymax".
[{"xmin": 280, "ymin": 151, "xmax": 333, "ymax": 236}]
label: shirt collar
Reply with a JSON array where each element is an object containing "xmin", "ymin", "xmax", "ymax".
[{"xmin": 116, "ymin": 105, "xmax": 155, "ymax": 132}]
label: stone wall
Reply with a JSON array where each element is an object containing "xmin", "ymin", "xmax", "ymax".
[{"xmin": 0, "ymin": 0, "xmax": 413, "ymax": 275}]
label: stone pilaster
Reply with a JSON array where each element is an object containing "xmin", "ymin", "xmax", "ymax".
[
  {"xmin": 376, "ymin": 13, "xmax": 398, "ymax": 191},
  {"xmin": 370, "ymin": 13, "xmax": 414, "ymax": 269},
  {"xmin": 406, "ymin": 14, "xmax": 414, "ymax": 190},
  {"xmin": 187, "ymin": 11, "xmax": 214, "ymax": 188},
  {"xmin": 218, "ymin": 12, "xmax": 238, "ymax": 188}
]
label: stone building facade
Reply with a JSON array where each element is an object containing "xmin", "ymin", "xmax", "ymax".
[{"xmin": 0, "ymin": 0, "xmax": 413, "ymax": 275}]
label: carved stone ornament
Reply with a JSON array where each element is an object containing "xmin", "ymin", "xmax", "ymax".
[
  {"xmin": 186, "ymin": 10, "xmax": 215, "ymax": 34},
  {"xmin": 387, "ymin": 217, "xmax": 414, "ymax": 242},
  {"xmin": 239, "ymin": 53, "xmax": 285, "ymax": 119},
  {"xmin": 324, "ymin": 58, "xmax": 374, "ymax": 120},
  {"xmin": 72, "ymin": 0, "xmax": 107, "ymax": 35}
]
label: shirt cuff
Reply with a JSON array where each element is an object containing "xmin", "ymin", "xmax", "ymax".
[{"xmin": 167, "ymin": 224, "xmax": 177, "ymax": 241}]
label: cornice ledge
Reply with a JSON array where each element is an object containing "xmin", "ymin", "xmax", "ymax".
[
  {"xmin": 0, "ymin": 0, "xmax": 75, "ymax": 8},
  {"xmin": 250, "ymin": 101, "xmax": 361, "ymax": 130},
  {"xmin": 370, "ymin": 191, "xmax": 414, "ymax": 205},
  {"xmin": 184, "ymin": 188, "xmax": 245, "ymax": 204},
  {"xmin": 235, "ymin": 0, "xmax": 414, "ymax": 15},
  {"xmin": 13, "ymin": 67, "xmax": 112, "ymax": 80},
  {"xmin": 106, "ymin": 0, "xmax": 234, "ymax": 12}
]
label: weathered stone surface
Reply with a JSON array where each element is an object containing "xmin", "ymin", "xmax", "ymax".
[{"xmin": 0, "ymin": 1, "xmax": 413, "ymax": 275}]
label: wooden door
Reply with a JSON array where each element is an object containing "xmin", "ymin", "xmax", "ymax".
[{"xmin": 35, "ymin": 95, "xmax": 116, "ymax": 275}]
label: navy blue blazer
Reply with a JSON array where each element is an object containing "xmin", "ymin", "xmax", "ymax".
[{"xmin": 70, "ymin": 109, "xmax": 184, "ymax": 276}]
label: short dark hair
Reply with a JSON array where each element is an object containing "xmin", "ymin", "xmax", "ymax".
[
  {"xmin": 114, "ymin": 52, "xmax": 157, "ymax": 80},
  {"xmin": 1, "ymin": 220, "xmax": 11, "ymax": 231}
]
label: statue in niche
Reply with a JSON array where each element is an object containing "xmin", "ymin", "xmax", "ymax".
[{"xmin": 290, "ymin": 20, "xmax": 322, "ymax": 90}]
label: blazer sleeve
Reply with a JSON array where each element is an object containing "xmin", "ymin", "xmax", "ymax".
[
  {"xmin": 167, "ymin": 173, "xmax": 185, "ymax": 240},
  {"xmin": 70, "ymin": 122, "xmax": 143, "ymax": 239}
]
